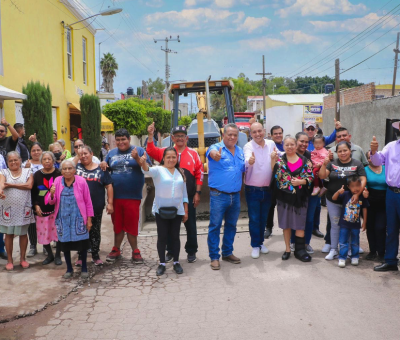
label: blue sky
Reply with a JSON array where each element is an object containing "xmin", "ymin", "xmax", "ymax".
[{"xmin": 76, "ymin": 0, "xmax": 400, "ymax": 96}]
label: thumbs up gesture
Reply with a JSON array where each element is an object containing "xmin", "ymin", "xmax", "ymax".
[
  {"xmin": 249, "ymin": 152, "xmax": 255, "ymax": 165},
  {"xmin": 370, "ymin": 136, "xmax": 378, "ymax": 154},
  {"xmin": 338, "ymin": 185, "xmax": 345, "ymax": 195},
  {"xmin": 25, "ymin": 159, "xmax": 31, "ymax": 168},
  {"xmin": 270, "ymin": 147, "xmax": 278, "ymax": 162},
  {"xmin": 139, "ymin": 151, "xmax": 147, "ymax": 166},
  {"xmin": 50, "ymin": 183, "xmax": 56, "ymax": 198},
  {"xmin": 147, "ymin": 122, "xmax": 155, "ymax": 136},
  {"xmin": 29, "ymin": 133, "xmax": 37, "ymax": 142},
  {"xmin": 213, "ymin": 147, "xmax": 222, "ymax": 162},
  {"xmin": 131, "ymin": 147, "xmax": 139, "ymax": 160},
  {"xmin": 334, "ymin": 118, "xmax": 341, "ymax": 129}
]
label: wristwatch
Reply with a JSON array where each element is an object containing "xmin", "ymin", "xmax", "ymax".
[{"xmin": 196, "ymin": 191, "xmax": 201, "ymax": 195}]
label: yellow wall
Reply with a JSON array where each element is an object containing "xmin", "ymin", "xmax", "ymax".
[{"xmin": 0, "ymin": 0, "xmax": 96, "ymax": 150}]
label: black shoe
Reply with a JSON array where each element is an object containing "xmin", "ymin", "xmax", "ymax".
[
  {"xmin": 312, "ymin": 230, "xmax": 324, "ymax": 238},
  {"xmin": 165, "ymin": 253, "xmax": 173, "ymax": 263},
  {"xmin": 264, "ymin": 228, "xmax": 272, "ymax": 239},
  {"xmin": 187, "ymin": 253, "xmax": 197, "ymax": 263},
  {"xmin": 54, "ymin": 257, "xmax": 62, "ymax": 266},
  {"xmin": 156, "ymin": 265, "xmax": 166, "ymax": 276},
  {"xmin": 374, "ymin": 263, "xmax": 398, "ymax": 272},
  {"xmin": 365, "ymin": 252, "xmax": 377, "ymax": 261},
  {"xmin": 42, "ymin": 256, "xmax": 55, "ymax": 265},
  {"xmin": 0, "ymin": 251, "xmax": 7, "ymax": 260},
  {"xmin": 173, "ymin": 263, "xmax": 183, "ymax": 274},
  {"xmin": 282, "ymin": 251, "xmax": 291, "ymax": 260}
]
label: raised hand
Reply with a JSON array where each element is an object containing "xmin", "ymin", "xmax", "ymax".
[
  {"xmin": 328, "ymin": 149, "xmax": 334, "ymax": 160},
  {"xmin": 370, "ymin": 136, "xmax": 378, "ymax": 154},
  {"xmin": 131, "ymin": 147, "xmax": 139, "ymax": 160},
  {"xmin": 1, "ymin": 117, "xmax": 8, "ymax": 126},
  {"xmin": 338, "ymin": 185, "xmax": 345, "ymax": 195},
  {"xmin": 29, "ymin": 133, "xmax": 37, "ymax": 142},
  {"xmin": 271, "ymin": 147, "xmax": 277, "ymax": 161},
  {"xmin": 147, "ymin": 122, "xmax": 155, "ymax": 136},
  {"xmin": 249, "ymin": 152, "xmax": 255, "ymax": 165},
  {"xmin": 323, "ymin": 155, "xmax": 330, "ymax": 166},
  {"xmin": 25, "ymin": 159, "xmax": 31, "ymax": 168},
  {"xmin": 139, "ymin": 151, "xmax": 147, "ymax": 166},
  {"xmin": 50, "ymin": 183, "xmax": 56, "ymax": 198},
  {"xmin": 334, "ymin": 118, "xmax": 341, "ymax": 129},
  {"xmin": 213, "ymin": 147, "xmax": 222, "ymax": 162}
]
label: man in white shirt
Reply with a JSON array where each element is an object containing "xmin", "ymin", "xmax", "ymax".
[{"xmin": 243, "ymin": 122, "xmax": 276, "ymax": 259}]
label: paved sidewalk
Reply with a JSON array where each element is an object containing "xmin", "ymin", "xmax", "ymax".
[{"xmin": 2, "ymin": 207, "xmax": 400, "ymax": 340}]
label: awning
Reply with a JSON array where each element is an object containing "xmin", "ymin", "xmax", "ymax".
[
  {"xmin": 0, "ymin": 85, "xmax": 27, "ymax": 100},
  {"xmin": 68, "ymin": 102, "xmax": 81, "ymax": 111},
  {"xmin": 101, "ymin": 114, "xmax": 114, "ymax": 131}
]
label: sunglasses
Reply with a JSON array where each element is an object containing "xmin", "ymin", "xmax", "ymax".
[
  {"xmin": 0, "ymin": 130, "xmax": 6, "ymax": 133},
  {"xmin": 74, "ymin": 145, "xmax": 83, "ymax": 149},
  {"xmin": 306, "ymin": 127, "xmax": 315, "ymax": 131}
]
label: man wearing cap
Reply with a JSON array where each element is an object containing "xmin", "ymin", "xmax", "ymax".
[
  {"xmin": 146, "ymin": 122, "xmax": 203, "ymax": 263},
  {"xmin": 304, "ymin": 119, "xmax": 341, "ymax": 151},
  {"xmin": 206, "ymin": 123, "xmax": 245, "ymax": 270},
  {"xmin": 371, "ymin": 122, "xmax": 400, "ymax": 272}
]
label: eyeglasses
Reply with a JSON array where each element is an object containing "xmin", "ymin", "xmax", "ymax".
[
  {"xmin": 74, "ymin": 145, "xmax": 83, "ymax": 149},
  {"xmin": 306, "ymin": 127, "xmax": 315, "ymax": 131},
  {"xmin": 173, "ymin": 135, "xmax": 186, "ymax": 139},
  {"xmin": 0, "ymin": 130, "xmax": 6, "ymax": 133}
]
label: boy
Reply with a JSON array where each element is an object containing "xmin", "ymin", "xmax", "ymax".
[{"xmin": 332, "ymin": 176, "xmax": 369, "ymax": 268}]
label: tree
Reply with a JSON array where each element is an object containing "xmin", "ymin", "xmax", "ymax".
[
  {"xmin": 100, "ymin": 52, "xmax": 118, "ymax": 93},
  {"xmin": 160, "ymin": 111, "xmax": 172, "ymax": 135},
  {"xmin": 137, "ymin": 87, "xmax": 141, "ymax": 96},
  {"xmin": 80, "ymin": 94, "xmax": 101, "ymax": 157},
  {"xmin": 146, "ymin": 77, "xmax": 165, "ymax": 95},
  {"xmin": 178, "ymin": 115, "xmax": 192, "ymax": 128},
  {"xmin": 21, "ymin": 81, "xmax": 53, "ymax": 150}
]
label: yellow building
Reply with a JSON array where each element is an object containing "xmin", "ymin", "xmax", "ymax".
[{"xmin": 0, "ymin": 0, "xmax": 97, "ymax": 151}]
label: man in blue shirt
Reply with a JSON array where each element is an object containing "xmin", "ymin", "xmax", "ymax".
[
  {"xmin": 100, "ymin": 128, "xmax": 151, "ymax": 264},
  {"xmin": 206, "ymin": 123, "xmax": 245, "ymax": 270},
  {"xmin": 305, "ymin": 119, "xmax": 341, "ymax": 151},
  {"xmin": 271, "ymin": 125, "xmax": 284, "ymax": 152}
]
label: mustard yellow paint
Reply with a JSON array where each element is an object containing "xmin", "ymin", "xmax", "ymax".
[
  {"xmin": 375, "ymin": 84, "xmax": 400, "ymax": 90},
  {"xmin": 0, "ymin": 0, "xmax": 96, "ymax": 150}
]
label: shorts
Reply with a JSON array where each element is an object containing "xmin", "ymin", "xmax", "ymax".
[
  {"xmin": 111, "ymin": 199, "xmax": 140, "ymax": 236},
  {"xmin": 0, "ymin": 224, "xmax": 29, "ymax": 236}
]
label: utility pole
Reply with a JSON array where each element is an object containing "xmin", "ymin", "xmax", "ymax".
[
  {"xmin": 256, "ymin": 55, "xmax": 272, "ymax": 122},
  {"xmin": 335, "ymin": 58, "xmax": 340, "ymax": 121},
  {"xmin": 392, "ymin": 32, "xmax": 400, "ymax": 97},
  {"xmin": 154, "ymin": 36, "xmax": 180, "ymax": 110}
]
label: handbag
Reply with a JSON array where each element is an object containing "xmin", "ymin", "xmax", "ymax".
[{"xmin": 158, "ymin": 206, "xmax": 178, "ymax": 219}]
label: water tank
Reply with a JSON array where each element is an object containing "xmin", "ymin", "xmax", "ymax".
[
  {"xmin": 127, "ymin": 87, "xmax": 134, "ymax": 95},
  {"xmin": 325, "ymin": 84, "xmax": 334, "ymax": 94}
]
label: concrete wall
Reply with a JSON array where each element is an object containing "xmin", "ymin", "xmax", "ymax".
[
  {"xmin": 322, "ymin": 95, "xmax": 400, "ymax": 152},
  {"xmin": 264, "ymin": 105, "xmax": 304, "ymax": 137}
]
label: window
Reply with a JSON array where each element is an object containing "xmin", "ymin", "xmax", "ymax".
[
  {"xmin": 67, "ymin": 28, "xmax": 73, "ymax": 80},
  {"xmin": 82, "ymin": 37, "xmax": 87, "ymax": 85}
]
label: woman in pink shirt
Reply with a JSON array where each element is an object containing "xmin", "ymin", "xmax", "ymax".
[{"xmin": 310, "ymin": 135, "xmax": 329, "ymax": 196}]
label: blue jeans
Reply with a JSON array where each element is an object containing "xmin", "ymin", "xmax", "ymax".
[
  {"xmin": 291, "ymin": 194, "xmax": 319, "ymax": 244},
  {"xmin": 385, "ymin": 189, "xmax": 400, "ymax": 265},
  {"xmin": 208, "ymin": 191, "xmax": 241, "ymax": 260},
  {"xmin": 0, "ymin": 233, "xmax": 4, "ymax": 253},
  {"xmin": 338, "ymin": 227, "xmax": 360, "ymax": 260},
  {"xmin": 245, "ymin": 185, "xmax": 272, "ymax": 248},
  {"xmin": 314, "ymin": 198, "xmax": 321, "ymax": 230}
]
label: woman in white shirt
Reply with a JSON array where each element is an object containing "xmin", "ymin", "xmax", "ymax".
[{"xmin": 138, "ymin": 147, "xmax": 188, "ymax": 276}]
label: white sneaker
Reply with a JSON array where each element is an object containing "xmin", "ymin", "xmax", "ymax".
[
  {"xmin": 306, "ymin": 245, "xmax": 314, "ymax": 254},
  {"xmin": 338, "ymin": 259, "xmax": 346, "ymax": 268},
  {"xmin": 359, "ymin": 247, "xmax": 364, "ymax": 254},
  {"xmin": 251, "ymin": 247, "xmax": 260, "ymax": 259},
  {"xmin": 290, "ymin": 243, "xmax": 295, "ymax": 252},
  {"xmin": 260, "ymin": 244, "xmax": 269, "ymax": 254},
  {"xmin": 351, "ymin": 258, "xmax": 359, "ymax": 266},
  {"xmin": 325, "ymin": 249, "xmax": 338, "ymax": 260},
  {"xmin": 312, "ymin": 187, "xmax": 321, "ymax": 196},
  {"xmin": 322, "ymin": 244, "xmax": 331, "ymax": 253}
]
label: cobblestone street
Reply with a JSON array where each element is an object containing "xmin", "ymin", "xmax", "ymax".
[{"xmin": 3, "ymin": 211, "xmax": 400, "ymax": 340}]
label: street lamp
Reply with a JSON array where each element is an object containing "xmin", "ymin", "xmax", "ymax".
[{"xmin": 64, "ymin": 8, "xmax": 122, "ymax": 28}]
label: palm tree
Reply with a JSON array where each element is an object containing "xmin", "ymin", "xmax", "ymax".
[{"xmin": 100, "ymin": 53, "xmax": 118, "ymax": 93}]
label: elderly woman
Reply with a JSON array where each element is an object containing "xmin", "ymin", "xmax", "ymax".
[
  {"xmin": 73, "ymin": 145, "xmax": 113, "ymax": 266},
  {"xmin": 31, "ymin": 151, "xmax": 62, "ymax": 265},
  {"xmin": 270, "ymin": 135, "xmax": 313, "ymax": 262},
  {"xmin": 49, "ymin": 159, "xmax": 93, "ymax": 279},
  {"xmin": 0, "ymin": 151, "xmax": 35, "ymax": 271}
]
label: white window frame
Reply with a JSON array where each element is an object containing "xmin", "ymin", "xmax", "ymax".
[
  {"xmin": 15, "ymin": 103, "xmax": 24, "ymax": 124},
  {"xmin": 82, "ymin": 37, "xmax": 87, "ymax": 85},
  {"xmin": 67, "ymin": 28, "xmax": 73, "ymax": 80},
  {"xmin": 52, "ymin": 108, "xmax": 58, "ymax": 132}
]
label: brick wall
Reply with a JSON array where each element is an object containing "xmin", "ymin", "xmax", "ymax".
[{"xmin": 323, "ymin": 82, "xmax": 375, "ymax": 110}]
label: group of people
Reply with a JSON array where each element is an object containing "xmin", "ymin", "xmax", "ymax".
[{"xmin": 1, "ymin": 116, "xmax": 399, "ymax": 277}]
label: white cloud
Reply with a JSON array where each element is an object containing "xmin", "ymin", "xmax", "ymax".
[
  {"xmin": 280, "ymin": 30, "xmax": 318, "ymax": 44},
  {"xmin": 237, "ymin": 16, "xmax": 270, "ymax": 33},
  {"xmin": 277, "ymin": 0, "xmax": 367, "ymax": 18},
  {"xmin": 215, "ymin": 0, "xmax": 235, "ymax": 8},
  {"xmin": 241, "ymin": 37, "xmax": 285, "ymax": 51},
  {"xmin": 310, "ymin": 13, "xmax": 398, "ymax": 32},
  {"xmin": 184, "ymin": 0, "xmax": 197, "ymax": 6}
]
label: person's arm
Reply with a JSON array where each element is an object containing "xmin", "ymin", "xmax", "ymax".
[
  {"xmin": 193, "ymin": 151, "xmax": 204, "ymax": 208},
  {"xmin": 5, "ymin": 173, "xmax": 33, "ymax": 190},
  {"xmin": 182, "ymin": 181, "xmax": 189, "ymax": 223},
  {"xmin": 370, "ymin": 136, "xmax": 388, "ymax": 166},
  {"xmin": 82, "ymin": 180, "xmax": 94, "ymax": 219},
  {"xmin": 0, "ymin": 155, "xmax": 6, "ymax": 170},
  {"xmin": 270, "ymin": 147, "xmax": 278, "ymax": 170},
  {"xmin": 0, "ymin": 174, "xmax": 6, "ymax": 199},
  {"xmin": 1, "ymin": 118, "xmax": 18, "ymax": 141},
  {"xmin": 318, "ymin": 156, "xmax": 331, "ymax": 179},
  {"xmin": 105, "ymin": 184, "xmax": 114, "ymax": 215},
  {"xmin": 209, "ymin": 148, "xmax": 222, "ymax": 162},
  {"xmin": 332, "ymin": 185, "xmax": 345, "ymax": 201},
  {"xmin": 324, "ymin": 129, "xmax": 336, "ymax": 146},
  {"xmin": 361, "ymin": 207, "xmax": 367, "ymax": 231}
]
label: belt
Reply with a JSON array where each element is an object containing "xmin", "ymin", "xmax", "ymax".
[
  {"xmin": 245, "ymin": 185, "xmax": 270, "ymax": 191},
  {"xmin": 389, "ymin": 186, "xmax": 400, "ymax": 194},
  {"xmin": 210, "ymin": 188, "xmax": 240, "ymax": 195}
]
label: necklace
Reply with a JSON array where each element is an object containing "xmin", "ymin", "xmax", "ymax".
[
  {"xmin": 369, "ymin": 166, "xmax": 382, "ymax": 175},
  {"xmin": 9, "ymin": 168, "xmax": 22, "ymax": 179}
]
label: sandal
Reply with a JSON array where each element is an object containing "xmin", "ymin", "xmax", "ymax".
[
  {"xmin": 5, "ymin": 263, "xmax": 13, "ymax": 271},
  {"xmin": 20, "ymin": 260, "xmax": 30, "ymax": 269}
]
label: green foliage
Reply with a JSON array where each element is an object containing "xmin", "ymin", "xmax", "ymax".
[
  {"xmin": 275, "ymin": 86, "xmax": 291, "ymax": 94},
  {"xmin": 137, "ymin": 87, "xmax": 141, "ymax": 96},
  {"xmin": 147, "ymin": 77, "xmax": 165, "ymax": 95},
  {"xmin": 21, "ymin": 81, "xmax": 53, "ymax": 150},
  {"xmin": 178, "ymin": 115, "xmax": 192, "ymax": 128},
  {"xmin": 160, "ymin": 111, "xmax": 172, "ymax": 134},
  {"xmin": 80, "ymin": 94, "xmax": 101, "ymax": 156}
]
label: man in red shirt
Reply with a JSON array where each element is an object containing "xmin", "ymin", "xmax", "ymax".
[{"xmin": 147, "ymin": 122, "xmax": 204, "ymax": 263}]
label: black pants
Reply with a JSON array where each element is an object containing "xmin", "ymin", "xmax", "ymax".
[
  {"xmin": 89, "ymin": 212, "xmax": 103, "ymax": 258},
  {"xmin": 266, "ymin": 202, "xmax": 275, "ymax": 230},
  {"xmin": 28, "ymin": 222, "xmax": 37, "ymax": 247},
  {"xmin": 366, "ymin": 204, "xmax": 386, "ymax": 257},
  {"xmin": 156, "ymin": 213, "xmax": 182, "ymax": 263},
  {"xmin": 167, "ymin": 195, "xmax": 197, "ymax": 255}
]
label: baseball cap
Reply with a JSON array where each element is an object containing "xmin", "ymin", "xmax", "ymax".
[
  {"xmin": 305, "ymin": 121, "xmax": 316, "ymax": 129},
  {"xmin": 171, "ymin": 125, "xmax": 187, "ymax": 135}
]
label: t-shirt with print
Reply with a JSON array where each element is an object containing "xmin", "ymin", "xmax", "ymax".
[
  {"xmin": 326, "ymin": 158, "xmax": 366, "ymax": 203},
  {"xmin": 105, "ymin": 146, "xmax": 151, "ymax": 200},
  {"xmin": 338, "ymin": 191, "xmax": 369, "ymax": 229},
  {"xmin": 76, "ymin": 164, "xmax": 113, "ymax": 214}
]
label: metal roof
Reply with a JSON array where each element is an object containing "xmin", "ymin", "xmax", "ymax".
[
  {"xmin": 0, "ymin": 85, "xmax": 27, "ymax": 100},
  {"xmin": 248, "ymin": 94, "xmax": 324, "ymax": 104}
]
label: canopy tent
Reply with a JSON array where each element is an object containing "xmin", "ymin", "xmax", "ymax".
[
  {"xmin": 0, "ymin": 85, "xmax": 27, "ymax": 100},
  {"xmin": 101, "ymin": 114, "xmax": 114, "ymax": 131}
]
